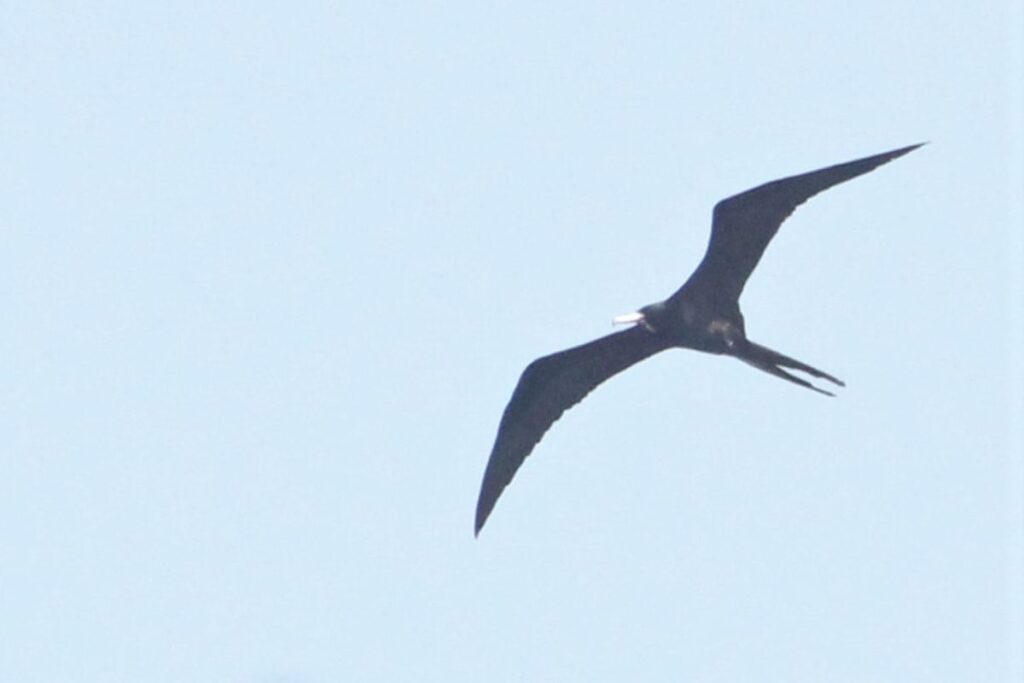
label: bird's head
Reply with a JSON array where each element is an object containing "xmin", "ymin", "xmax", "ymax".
[{"xmin": 612, "ymin": 301, "xmax": 667, "ymax": 333}]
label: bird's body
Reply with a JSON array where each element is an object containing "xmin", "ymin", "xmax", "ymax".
[{"xmin": 475, "ymin": 144, "xmax": 923, "ymax": 534}]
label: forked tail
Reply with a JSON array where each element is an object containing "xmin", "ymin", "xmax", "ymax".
[{"xmin": 738, "ymin": 341, "xmax": 845, "ymax": 396}]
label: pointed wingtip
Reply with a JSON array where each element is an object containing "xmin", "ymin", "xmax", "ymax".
[
  {"xmin": 848, "ymin": 142, "xmax": 926, "ymax": 178},
  {"xmin": 895, "ymin": 141, "xmax": 928, "ymax": 155},
  {"xmin": 474, "ymin": 499, "xmax": 491, "ymax": 537}
]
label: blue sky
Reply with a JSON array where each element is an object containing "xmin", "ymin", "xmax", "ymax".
[{"xmin": 2, "ymin": 2, "xmax": 1021, "ymax": 681}]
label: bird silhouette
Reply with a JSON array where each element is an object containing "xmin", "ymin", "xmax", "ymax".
[{"xmin": 475, "ymin": 144, "xmax": 923, "ymax": 535}]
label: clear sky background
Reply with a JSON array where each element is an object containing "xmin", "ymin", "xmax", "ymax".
[{"xmin": 2, "ymin": 2, "xmax": 1022, "ymax": 682}]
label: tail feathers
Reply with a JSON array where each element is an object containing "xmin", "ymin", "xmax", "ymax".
[{"xmin": 740, "ymin": 341, "xmax": 845, "ymax": 396}]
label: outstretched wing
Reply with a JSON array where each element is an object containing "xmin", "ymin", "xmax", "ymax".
[
  {"xmin": 677, "ymin": 143, "xmax": 923, "ymax": 305},
  {"xmin": 475, "ymin": 326, "xmax": 671, "ymax": 534}
]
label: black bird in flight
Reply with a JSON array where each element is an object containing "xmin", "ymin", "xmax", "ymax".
[{"xmin": 475, "ymin": 144, "xmax": 923, "ymax": 535}]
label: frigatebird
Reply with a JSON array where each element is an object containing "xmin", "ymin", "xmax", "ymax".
[{"xmin": 475, "ymin": 144, "xmax": 922, "ymax": 534}]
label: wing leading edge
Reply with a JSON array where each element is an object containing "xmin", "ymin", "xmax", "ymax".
[{"xmin": 678, "ymin": 143, "xmax": 924, "ymax": 304}]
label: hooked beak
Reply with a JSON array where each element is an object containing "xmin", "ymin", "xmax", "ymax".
[
  {"xmin": 612, "ymin": 311, "xmax": 656, "ymax": 332},
  {"xmin": 612, "ymin": 311, "xmax": 645, "ymax": 326}
]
